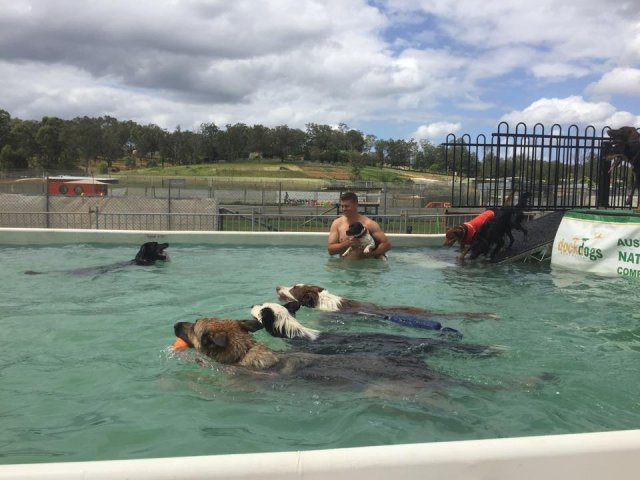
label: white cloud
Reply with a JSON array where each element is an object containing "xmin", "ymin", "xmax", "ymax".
[
  {"xmin": 586, "ymin": 67, "xmax": 640, "ymax": 98},
  {"xmin": 411, "ymin": 122, "xmax": 461, "ymax": 142},
  {"xmin": 531, "ymin": 62, "xmax": 590, "ymax": 80},
  {"xmin": 0, "ymin": 0, "xmax": 639, "ymax": 139},
  {"xmin": 500, "ymin": 96, "xmax": 640, "ymax": 129}
]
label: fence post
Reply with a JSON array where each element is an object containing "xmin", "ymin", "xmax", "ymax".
[
  {"xmin": 45, "ymin": 176, "xmax": 50, "ymax": 229},
  {"xmin": 278, "ymin": 182, "xmax": 282, "ymax": 214},
  {"xmin": 167, "ymin": 182, "xmax": 172, "ymax": 230},
  {"xmin": 216, "ymin": 207, "xmax": 223, "ymax": 231},
  {"xmin": 383, "ymin": 183, "xmax": 388, "ymax": 231},
  {"xmin": 597, "ymin": 142, "xmax": 611, "ymax": 208}
]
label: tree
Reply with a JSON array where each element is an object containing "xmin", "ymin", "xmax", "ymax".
[
  {"xmin": 68, "ymin": 116, "xmax": 102, "ymax": 172},
  {"xmin": 345, "ymin": 128, "xmax": 365, "ymax": 152},
  {"xmin": 248, "ymin": 124, "xmax": 272, "ymax": 157},
  {"xmin": 348, "ymin": 151, "xmax": 366, "ymax": 180},
  {"xmin": 198, "ymin": 122, "xmax": 221, "ymax": 163},
  {"xmin": 364, "ymin": 134, "xmax": 377, "ymax": 153},
  {"xmin": 271, "ymin": 125, "xmax": 306, "ymax": 160},
  {"xmin": 306, "ymin": 123, "xmax": 336, "ymax": 152},
  {"xmin": 0, "ymin": 109, "xmax": 11, "ymax": 150},
  {"xmin": 9, "ymin": 119, "xmax": 38, "ymax": 169},
  {"xmin": 98, "ymin": 116, "xmax": 129, "ymax": 167},
  {"xmin": 374, "ymin": 139, "xmax": 388, "ymax": 165},
  {"xmin": 225, "ymin": 123, "xmax": 250, "ymax": 160},
  {"xmin": 133, "ymin": 124, "xmax": 166, "ymax": 162},
  {"xmin": 35, "ymin": 117, "xmax": 68, "ymax": 169},
  {"xmin": 418, "ymin": 139, "xmax": 446, "ymax": 173}
]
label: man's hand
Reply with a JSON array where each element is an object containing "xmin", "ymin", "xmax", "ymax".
[{"xmin": 344, "ymin": 236, "xmax": 360, "ymax": 248}]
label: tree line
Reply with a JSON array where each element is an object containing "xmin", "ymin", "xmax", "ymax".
[{"xmin": 0, "ymin": 109, "xmax": 449, "ymax": 174}]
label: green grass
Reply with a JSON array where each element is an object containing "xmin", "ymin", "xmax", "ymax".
[{"xmin": 112, "ymin": 161, "xmax": 444, "ymax": 184}]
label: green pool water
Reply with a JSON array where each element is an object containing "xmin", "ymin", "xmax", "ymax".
[{"xmin": 1, "ymin": 244, "xmax": 639, "ymax": 465}]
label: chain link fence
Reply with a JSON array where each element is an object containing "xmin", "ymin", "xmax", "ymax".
[{"xmin": 0, "ymin": 176, "xmax": 480, "ymax": 233}]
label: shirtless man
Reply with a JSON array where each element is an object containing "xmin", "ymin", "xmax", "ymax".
[{"xmin": 327, "ymin": 192, "xmax": 391, "ymax": 259}]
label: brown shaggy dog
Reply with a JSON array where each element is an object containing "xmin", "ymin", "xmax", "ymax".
[{"xmin": 173, "ymin": 318, "xmax": 453, "ymax": 387}]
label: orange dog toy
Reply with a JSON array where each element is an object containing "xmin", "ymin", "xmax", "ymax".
[{"xmin": 172, "ymin": 338, "xmax": 189, "ymax": 350}]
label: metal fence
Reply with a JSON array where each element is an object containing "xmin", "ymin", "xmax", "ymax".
[
  {"xmin": 0, "ymin": 203, "xmax": 478, "ymax": 234},
  {"xmin": 0, "ymin": 193, "xmax": 219, "ymax": 231},
  {"xmin": 0, "ymin": 176, "xmax": 456, "ymax": 215},
  {"xmin": 444, "ymin": 122, "xmax": 637, "ymax": 210},
  {"xmin": 215, "ymin": 212, "xmax": 458, "ymax": 234}
]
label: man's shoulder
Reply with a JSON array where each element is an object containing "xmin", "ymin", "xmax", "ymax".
[{"xmin": 361, "ymin": 215, "xmax": 380, "ymax": 228}]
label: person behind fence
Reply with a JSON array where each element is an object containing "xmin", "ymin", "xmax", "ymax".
[{"xmin": 327, "ymin": 191, "xmax": 391, "ymax": 260}]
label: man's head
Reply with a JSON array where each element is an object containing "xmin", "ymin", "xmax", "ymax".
[{"xmin": 339, "ymin": 191, "xmax": 359, "ymax": 218}]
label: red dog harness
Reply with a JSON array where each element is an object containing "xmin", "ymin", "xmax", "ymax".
[{"xmin": 462, "ymin": 210, "xmax": 495, "ymax": 245}]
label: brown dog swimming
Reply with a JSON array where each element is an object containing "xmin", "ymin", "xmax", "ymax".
[
  {"xmin": 173, "ymin": 318, "xmax": 454, "ymax": 388},
  {"xmin": 444, "ymin": 210, "xmax": 496, "ymax": 260}
]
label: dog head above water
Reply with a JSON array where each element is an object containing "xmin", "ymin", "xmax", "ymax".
[
  {"xmin": 276, "ymin": 284, "xmax": 343, "ymax": 311},
  {"xmin": 250, "ymin": 302, "xmax": 320, "ymax": 340},
  {"xmin": 173, "ymin": 318, "xmax": 278, "ymax": 368},
  {"xmin": 134, "ymin": 242, "xmax": 169, "ymax": 265},
  {"xmin": 443, "ymin": 226, "xmax": 465, "ymax": 247},
  {"xmin": 345, "ymin": 221, "xmax": 368, "ymax": 238}
]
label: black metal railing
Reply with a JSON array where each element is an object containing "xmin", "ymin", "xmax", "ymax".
[{"xmin": 444, "ymin": 122, "xmax": 637, "ymax": 210}]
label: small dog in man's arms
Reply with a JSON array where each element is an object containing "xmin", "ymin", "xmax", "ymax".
[{"xmin": 342, "ymin": 221, "xmax": 376, "ymax": 257}]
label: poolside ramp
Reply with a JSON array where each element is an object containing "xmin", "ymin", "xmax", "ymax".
[{"xmin": 491, "ymin": 210, "xmax": 565, "ymax": 264}]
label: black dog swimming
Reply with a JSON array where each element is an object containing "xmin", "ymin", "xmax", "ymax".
[
  {"xmin": 469, "ymin": 192, "xmax": 530, "ymax": 260},
  {"xmin": 132, "ymin": 241, "xmax": 169, "ymax": 265},
  {"xmin": 25, "ymin": 241, "xmax": 169, "ymax": 275}
]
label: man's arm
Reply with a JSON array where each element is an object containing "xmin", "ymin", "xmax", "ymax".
[
  {"xmin": 365, "ymin": 219, "xmax": 391, "ymax": 257},
  {"xmin": 327, "ymin": 219, "xmax": 350, "ymax": 255}
]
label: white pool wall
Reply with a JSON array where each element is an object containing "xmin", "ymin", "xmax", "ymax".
[
  {"xmin": 2, "ymin": 227, "xmax": 639, "ymax": 479},
  {"xmin": 2, "ymin": 429, "xmax": 640, "ymax": 480},
  {"xmin": 0, "ymin": 227, "xmax": 444, "ymax": 247}
]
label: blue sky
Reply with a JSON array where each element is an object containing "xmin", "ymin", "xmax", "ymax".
[{"xmin": 1, "ymin": 0, "xmax": 639, "ymax": 144}]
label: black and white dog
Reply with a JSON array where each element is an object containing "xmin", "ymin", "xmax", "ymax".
[
  {"xmin": 276, "ymin": 284, "xmax": 494, "ymax": 319},
  {"xmin": 275, "ymin": 284, "xmax": 494, "ymax": 335},
  {"xmin": 342, "ymin": 221, "xmax": 376, "ymax": 257},
  {"xmin": 250, "ymin": 301, "xmax": 319, "ymax": 340},
  {"xmin": 250, "ymin": 302, "xmax": 493, "ymax": 356}
]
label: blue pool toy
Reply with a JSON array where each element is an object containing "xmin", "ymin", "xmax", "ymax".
[{"xmin": 357, "ymin": 311, "xmax": 463, "ymax": 338}]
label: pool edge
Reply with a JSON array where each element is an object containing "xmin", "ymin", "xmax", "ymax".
[
  {"xmin": 1, "ymin": 429, "xmax": 639, "ymax": 479},
  {"xmin": 0, "ymin": 227, "xmax": 445, "ymax": 247}
]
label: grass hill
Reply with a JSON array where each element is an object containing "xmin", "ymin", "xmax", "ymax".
[{"xmin": 110, "ymin": 160, "xmax": 447, "ymax": 186}]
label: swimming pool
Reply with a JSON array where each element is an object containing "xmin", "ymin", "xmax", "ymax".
[{"xmin": 1, "ymin": 233, "xmax": 639, "ymax": 467}]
